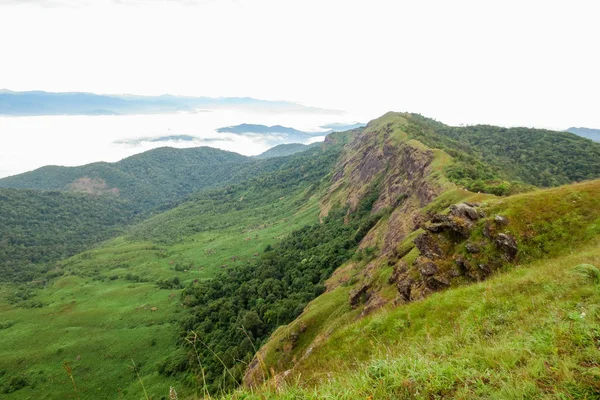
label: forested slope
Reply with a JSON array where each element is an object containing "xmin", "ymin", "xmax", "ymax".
[{"xmin": 0, "ymin": 189, "xmax": 136, "ymax": 282}]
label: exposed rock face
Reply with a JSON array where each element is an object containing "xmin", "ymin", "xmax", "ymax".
[
  {"xmin": 417, "ymin": 259, "xmax": 438, "ymax": 277},
  {"xmin": 322, "ymin": 116, "xmax": 442, "ymax": 256},
  {"xmin": 389, "ymin": 260, "xmax": 408, "ymax": 284},
  {"xmin": 390, "ymin": 201, "xmax": 519, "ymax": 303},
  {"xmin": 349, "ymin": 283, "xmax": 371, "ymax": 308},
  {"xmin": 397, "ymin": 279, "xmax": 413, "ymax": 302},
  {"xmin": 414, "ymin": 232, "xmax": 443, "ymax": 259},
  {"xmin": 494, "ymin": 215, "xmax": 509, "ymax": 226},
  {"xmin": 465, "ymin": 242, "xmax": 481, "ymax": 253},
  {"xmin": 495, "ymin": 233, "xmax": 518, "ymax": 261},
  {"xmin": 424, "ymin": 202, "xmax": 484, "ymax": 238}
]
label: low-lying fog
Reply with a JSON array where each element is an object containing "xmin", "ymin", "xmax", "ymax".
[{"xmin": 0, "ymin": 109, "xmax": 357, "ymax": 178}]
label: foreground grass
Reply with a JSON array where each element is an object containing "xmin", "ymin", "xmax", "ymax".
[{"xmin": 227, "ymin": 239, "xmax": 600, "ymax": 399}]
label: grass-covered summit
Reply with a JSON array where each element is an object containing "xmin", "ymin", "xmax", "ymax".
[{"xmin": 1, "ymin": 112, "xmax": 600, "ymax": 399}]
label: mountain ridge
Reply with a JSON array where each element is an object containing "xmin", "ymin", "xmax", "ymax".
[
  {"xmin": 0, "ymin": 90, "xmax": 342, "ymax": 116},
  {"xmin": 2, "ymin": 112, "xmax": 600, "ymax": 398}
]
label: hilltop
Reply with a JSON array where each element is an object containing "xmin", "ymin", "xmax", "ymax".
[{"xmin": 1, "ymin": 112, "xmax": 600, "ymax": 398}]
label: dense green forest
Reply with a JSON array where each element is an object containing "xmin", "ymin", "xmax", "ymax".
[
  {"xmin": 0, "ymin": 147, "xmax": 250, "ymax": 212},
  {"xmin": 402, "ymin": 113, "xmax": 600, "ymax": 194},
  {"xmin": 163, "ymin": 194, "xmax": 382, "ymax": 393},
  {"xmin": 0, "ymin": 189, "xmax": 136, "ymax": 282}
]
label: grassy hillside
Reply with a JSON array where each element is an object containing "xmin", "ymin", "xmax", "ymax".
[
  {"xmin": 0, "ymin": 142, "xmax": 347, "ymax": 399},
  {"xmin": 241, "ymin": 178, "xmax": 600, "ymax": 398},
  {"xmin": 227, "ymin": 237, "xmax": 600, "ymax": 399},
  {"xmin": 2, "ymin": 112, "xmax": 600, "ymax": 399}
]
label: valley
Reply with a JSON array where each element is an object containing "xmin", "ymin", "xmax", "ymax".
[{"xmin": 1, "ymin": 112, "xmax": 599, "ymax": 399}]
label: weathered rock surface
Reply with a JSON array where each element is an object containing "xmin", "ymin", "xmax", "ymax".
[
  {"xmin": 349, "ymin": 282, "xmax": 371, "ymax": 308},
  {"xmin": 495, "ymin": 233, "xmax": 518, "ymax": 260},
  {"xmin": 414, "ymin": 232, "xmax": 443, "ymax": 259},
  {"xmin": 424, "ymin": 202, "xmax": 485, "ymax": 237},
  {"xmin": 494, "ymin": 215, "xmax": 509, "ymax": 226}
]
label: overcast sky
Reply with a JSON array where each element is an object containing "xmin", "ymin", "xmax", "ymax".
[{"xmin": 0, "ymin": 0, "xmax": 599, "ymax": 129}]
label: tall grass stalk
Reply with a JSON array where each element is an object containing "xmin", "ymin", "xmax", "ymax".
[
  {"xmin": 62, "ymin": 361, "xmax": 81, "ymax": 400},
  {"xmin": 130, "ymin": 359, "xmax": 150, "ymax": 400}
]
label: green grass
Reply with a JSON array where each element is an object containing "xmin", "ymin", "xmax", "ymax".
[
  {"xmin": 0, "ymin": 147, "xmax": 332, "ymax": 399},
  {"xmin": 227, "ymin": 239, "xmax": 600, "ymax": 399},
  {"xmin": 0, "ymin": 275, "xmax": 183, "ymax": 399}
]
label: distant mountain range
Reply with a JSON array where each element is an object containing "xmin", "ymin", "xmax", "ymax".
[
  {"xmin": 566, "ymin": 127, "xmax": 600, "ymax": 142},
  {"xmin": 216, "ymin": 122, "xmax": 365, "ymax": 142},
  {"xmin": 0, "ymin": 89, "xmax": 342, "ymax": 116}
]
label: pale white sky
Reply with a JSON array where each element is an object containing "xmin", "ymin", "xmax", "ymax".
[{"xmin": 0, "ymin": 0, "xmax": 599, "ymax": 129}]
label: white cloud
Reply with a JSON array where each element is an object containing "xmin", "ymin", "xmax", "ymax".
[{"xmin": 0, "ymin": 0, "xmax": 599, "ymax": 129}]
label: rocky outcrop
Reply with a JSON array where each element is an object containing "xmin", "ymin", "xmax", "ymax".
[
  {"xmin": 495, "ymin": 233, "xmax": 518, "ymax": 261},
  {"xmin": 349, "ymin": 282, "xmax": 371, "ymax": 308},
  {"xmin": 414, "ymin": 232, "xmax": 443, "ymax": 259},
  {"xmin": 391, "ymin": 202, "xmax": 520, "ymax": 304},
  {"xmin": 424, "ymin": 202, "xmax": 485, "ymax": 238}
]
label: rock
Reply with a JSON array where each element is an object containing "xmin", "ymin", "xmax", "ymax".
[
  {"xmin": 495, "ymin": 233, "xmax": 518, "ymax": 260},
  {"xmin": 417, "ymin": 259, "xmax": 438, "ymax": 277},
  {"xmin": 478, "ymin": 263, "xmax": 491, "ymax": 275},
  {"xmin": 424, "ymin": 276, "xmax": 449, "ymax": 290},
  {"xmin": 289, "ymin": 332, "xmax": 299, "ymax": 343},
  {"xmin": 360, "ymin": 293, "xmax": 387, "ymax": 318},
  {"xmin": 414, "ymin": 232, "xmax": 443, "ymax": 259},
  {"xmin": 349, "ymin": 283, "xmax": 371, "ymax": 308},
  {"xmin": 483, "ymin": 221, "xmax": 494, "ymax": 239},
  {"xmin": 455, "ymin": 256, "xmax": 470, "ymax": 274},
  {"xmin": 450, "ymin": 203, "xmax": 481, "ymax": 221},
  {"xmin": 494, "ymin": 215, "xmax": 509, "ymax": 226},
  {"xmin": 424, "ymin": 220, "xmax": 447, "ymax": 233},
  {"xmin": 388, "ymin": 260, "xmax": 408, "ymax": 284},
  {"xmin": 465, "ymin": 242, "xmax": 481, "ymax": 253},
  {"xmin": 397, "ymin": 279, "xmax": 413, "ymax": 302},
  {"xmin": 424, "ymin": 208, "xmax": 476, "ymax": 238}
]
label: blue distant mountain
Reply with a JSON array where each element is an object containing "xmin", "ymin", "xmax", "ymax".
[
  {"xmin": 217, "ymin": 122, "xmax": 365, "ymax": 140},
  {"xmin": 217, "ymin": 124, "xmax": 315, "ymax": 136},
  {"xmin": 0, "ymin": 90, "xmax": 341, "ymax": 116},
  {"xmin": 320, "ymin": 122, "xmax": 365, "ymax": 131},
  {"xmin": 566, "ymin": 127, "xmax": 600, "ymax": 142},
  {"xmin": 216, "ymin": 122, "xmax": 365, "ymax": 144}
]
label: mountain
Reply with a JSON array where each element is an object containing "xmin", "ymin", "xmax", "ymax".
[
  {"xmin": 166, "ymin": 112, "xmax": 600, "ymax": 393},
  {"xmin": 254, "ymin": 143, "xmax": 320, "ymax": 159},
  {"xmin": 0, "ymin": 146, "xmax": 250, "ymax": 212},
  {"xmin": 0, "ymin": 134, "xmax": 353, "ymax": 399},
  {"xmin": 217, "ymin": 123, "xmax": 366, "ymax": 141},
  {"xmin": 236, "ymin": 113, "xmax": 600, "ymax": 398},
  {"xmin": 1, "ymin": 112, "xmax": 600, "ymax": 398},
  {"xmin": 566, "ymin": 127, "xmax": 600, "ymax": 142},
  {"xmin": 320, "ymin": 122, "xmax": 366, "ymax": 131},
  {"xmin": 0, "ymin": 90, "xmax": 340, "ymax": 116}
]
